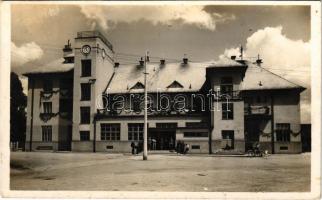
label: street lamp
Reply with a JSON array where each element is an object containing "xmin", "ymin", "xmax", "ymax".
[{"xmin": 143, "ymin": 51, "xmax": 149, "ymax": 160}]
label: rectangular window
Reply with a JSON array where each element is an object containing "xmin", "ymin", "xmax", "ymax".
[
  {"xmin": 220, "ymin": 77, "xmax": 233, "ymax": 95},
  {"xmin": 276, "ymin": 123, "xmax": 291, "ymax": 142},
  {"xmin": 186, "ymin": 122, "xmax": 208, "ymax": 128},
  {"xmin": 43, "ymin": 80, "xmax": 53, "ymax": 92},
  {"xmin": 80, "ymin": 107, "xmax": 90, "ymax": 124},
  {"xmin": 191, "ymin": 145, "xmax": 200, "ymax": 149},
  {"xmin": 42, "ymin": 126, "xmax": 52, "ymax": 142},
  {"xmin": 101, "ymin": 124, "xmax": 120, "ymax": 141},
  {"xmin": 280, "ymin": 146, "xmax": 288, "ymax": 150},
  {"xmin": 80, "ymin": 131, "xmax": 90, "ymax": 141},
  {"xmin": 184, "ymin": 132, "xmax": 208, "ymax": 137},
  {"xmin": 128, "ymin": 123, "xmax": 143, "ymax": 141},
  {"xmin": 81, "ymin": 83, "xmax": 91, "ymax": 101},
  {"xmin": 43, "ymin": 102, "xmax": 52, "ymax": 113},
  {"xmin": 156, "ymin": 123, "xmax": 177, "ymax": 129},
  {"xmin": 222, "ymin": 102, "xmax": 234, "ymax": 120},
  {"xmin": 222, "ymin": 130, "xmax": 234, "ymax": 149},
  {"xmin": 81, "ymin": 59, "xmax": 92, "ymax": 77}
]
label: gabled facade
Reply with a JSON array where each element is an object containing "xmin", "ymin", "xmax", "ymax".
[{"xmin": 24, "ymin": 31, "xmax": 305, "ymax": 154}]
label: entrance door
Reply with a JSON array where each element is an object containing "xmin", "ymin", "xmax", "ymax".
[
  {"xmin": 58, "ymin": 125, "xmax": 72, "ymax": 151},
  {"xmin": 245, "ymin": 119, "xmax": 260, "ymax": 151},
  {"xmin": 149, "ymin": 131, "xmax": 175, "ymax": 150}
]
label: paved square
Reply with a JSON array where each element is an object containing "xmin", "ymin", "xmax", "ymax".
[{"xmin": 10, "ymin": 152, "xmax": 310, "ymax": 192}]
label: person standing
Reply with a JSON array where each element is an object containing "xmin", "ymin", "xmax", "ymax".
[
  {"xmin": 131, "ymin": 142, "xmax": 135, "ymax": 155},
  {"xmin": 169, "ymin": 137, "xmax": 174, "ymax": 151},
  {"xmin": 184, "ymin": 143, "xmax": 190, "ymax": 154},
  {"xmin": 152, "ymin": 138, "xmax": 156, "ymax": 150},
  {"xmin": 148, "ymin": 137, "xmax": 152, "ymax": 150},
  {"xmin": 134, "ymin": 141, "xmax": 139, "ymax": 155},
  {"xmin": 180, "ymin": 141, "xmax": 185, "ymax": 154}
]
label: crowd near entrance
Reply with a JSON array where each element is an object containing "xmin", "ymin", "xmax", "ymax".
[{"xmin": 148, "ymin": 131, "xmax": 175, "ymax": 150}]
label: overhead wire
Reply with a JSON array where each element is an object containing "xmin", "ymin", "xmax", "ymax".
[{"xmin": 11, "ymin": 41, "xmax": 310, "ymax": 73}]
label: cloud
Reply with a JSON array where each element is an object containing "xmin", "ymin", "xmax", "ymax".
[
  {"xmin": 220, "ymin": 26, "xmax": 311, "ymax": 123},
  {"xmin": 18, "ymin": 76, "xmax": 28, "ymax": 95},
  {"xmin": 11, "ymin": 42, "xmax": 44, "ymax": 69},
  {"xmin": 220, "ymin": 26, "xmax": 310, "ymax": 86},
  {"xmin": 80, "ymin": 5, "xmax": 235, "ymax": 31}
]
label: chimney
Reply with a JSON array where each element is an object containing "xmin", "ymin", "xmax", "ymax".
[
  {"xmin": 160, "ymin": 59, "xmax": 165, "ymax": 65},
  {"xmin": 240, "ymin": 45, "xmax": 243, "ymax": 60},
  {"xmin": 183, "ymin": 58, "xmax": 188, "ymax": 65},
  {"xmin": 63, "ymin": 40, "xmax": 73, "ymax": 63},
  {"xmin": 231, "ymin": 55, "xmax": 236, "ymax": 60},
  {"xmin": 63, "ymin": 40, "xmax": 72, "ymax": 52},
  {"xmin": 256, "ymin": 59, "xmax": 263, "ymax": 66},
  {"xmin": 139, "ymin": 60, "xmax": 144, "ymax": 66},
  {"xmin": 256, "ymin": 54, "xmax": 263, "ymax": 66}
]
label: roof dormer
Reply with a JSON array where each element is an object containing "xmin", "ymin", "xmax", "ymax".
[
  {"xmin": 130, "ymin": 82, "xmax": 145, "ymax": 90},
  {"xmin": 167, "ymin": 80, "xmax": 184, "ymax": 89}
]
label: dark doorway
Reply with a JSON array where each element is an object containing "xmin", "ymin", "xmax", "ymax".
[
  {"xmin": 245, "ymin": 118, "xmax": 261, "ymax": 151},
  {"xmin": 301, "ymin": 124, "xmax": 311, "ymax": 152},
  {"xmin": 148, "ymin": 130, "xmax": 176, "ymax": 150},
  {"xmin": 58, "ymin": 125, "xmax": 72, "ymax": 151}
]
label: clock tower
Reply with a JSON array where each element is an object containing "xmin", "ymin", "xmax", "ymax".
[{"xmin": 72, "ymin": 31, "xmax": 115, "ymax": 152}]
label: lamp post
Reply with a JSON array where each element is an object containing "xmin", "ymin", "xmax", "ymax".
[{"xmin": 143, "ymin": 51, "xmax": 148, "ymax": 160}]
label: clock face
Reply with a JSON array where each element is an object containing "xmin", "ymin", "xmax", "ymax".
[
  {"xmin": 102, "ymin": 49, "xmax": 106, "ymax": 59},
  {"xmin": 81, "ymin": 45, "xmax": 91, "ymax": 55}
]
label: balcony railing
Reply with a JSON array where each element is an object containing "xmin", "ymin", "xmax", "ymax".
[
  {"xmin": 39, "ymin": 112, "xmax": 72, "ymax": 122},
  {"xmin": 244, "ymin": 105, "xmax": 270, "ymax": 115},
  {"xmin": 40, "ymin": 89, "xmax": 72, "ymax": 100},
  {"xmin": 96, "ymin": 107, "xmax": 202, "ymax": 117},
  {"xmin": 39, "ymin": 113, "xmax": 59, "ymax": 122}
]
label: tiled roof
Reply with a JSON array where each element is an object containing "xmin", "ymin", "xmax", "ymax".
[
  {"xmin": 23, "ymin": 58, "xmax": 74, "ymax": 75},
  {"xmin": 241, "ymin": 62, "xmax": 304, "ymax": 91},
  {"xmin": 106, "ymin": 57, "xmax": 248, "ymax": 94},
  {"xmin": 22, "ymin": 55, "xmax": 304, "ymax": 92},
  {"xmin": 106, "ymin": 61, "xmax": 209, "ymax": 94}
]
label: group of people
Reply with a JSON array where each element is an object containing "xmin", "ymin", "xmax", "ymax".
[
  {"xmin": 175, "ymin": 140, "xmax": 190, "ymax": 154},
  {"xmin": 130, "ymin": 141, "xmax": 143, "ymax": 155},
  {"xmin": 130, "ymin": 140, "xmax": 190, "ymax": 155}
]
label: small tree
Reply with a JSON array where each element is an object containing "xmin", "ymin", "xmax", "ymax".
[{"xmin": 10, "ymin": 72, "xmax": 27, "ymax": 149}]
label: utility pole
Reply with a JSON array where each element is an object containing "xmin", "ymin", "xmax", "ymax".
[
  {"xmin": 143, "ymin": 51, "xmax": 148, "ymax": 160},
  {"xmin": 240, "ymin": 45, "xmax": 243, "ymax": 60}
]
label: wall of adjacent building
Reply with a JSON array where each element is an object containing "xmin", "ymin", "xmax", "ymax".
[
  {"xmin": 25, "ymin": 78, "xmax": 60, "ymax": 151},
  {"xmin": 244, "ymin": 90, "xmax": 302, "ymax": 153},
  {"xmin": 273, "ymin": 90, "xmax": 301, "ymax": 153}
]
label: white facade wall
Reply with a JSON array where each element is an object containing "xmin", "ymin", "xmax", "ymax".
[{"xmin": 72, "ymin": 36, "xmax": 114, "ymax": 151}]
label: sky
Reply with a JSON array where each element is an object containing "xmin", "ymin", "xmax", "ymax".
[{"xmin": 10, "ymin": 4, "xmax": 311, "ymax": 123}]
